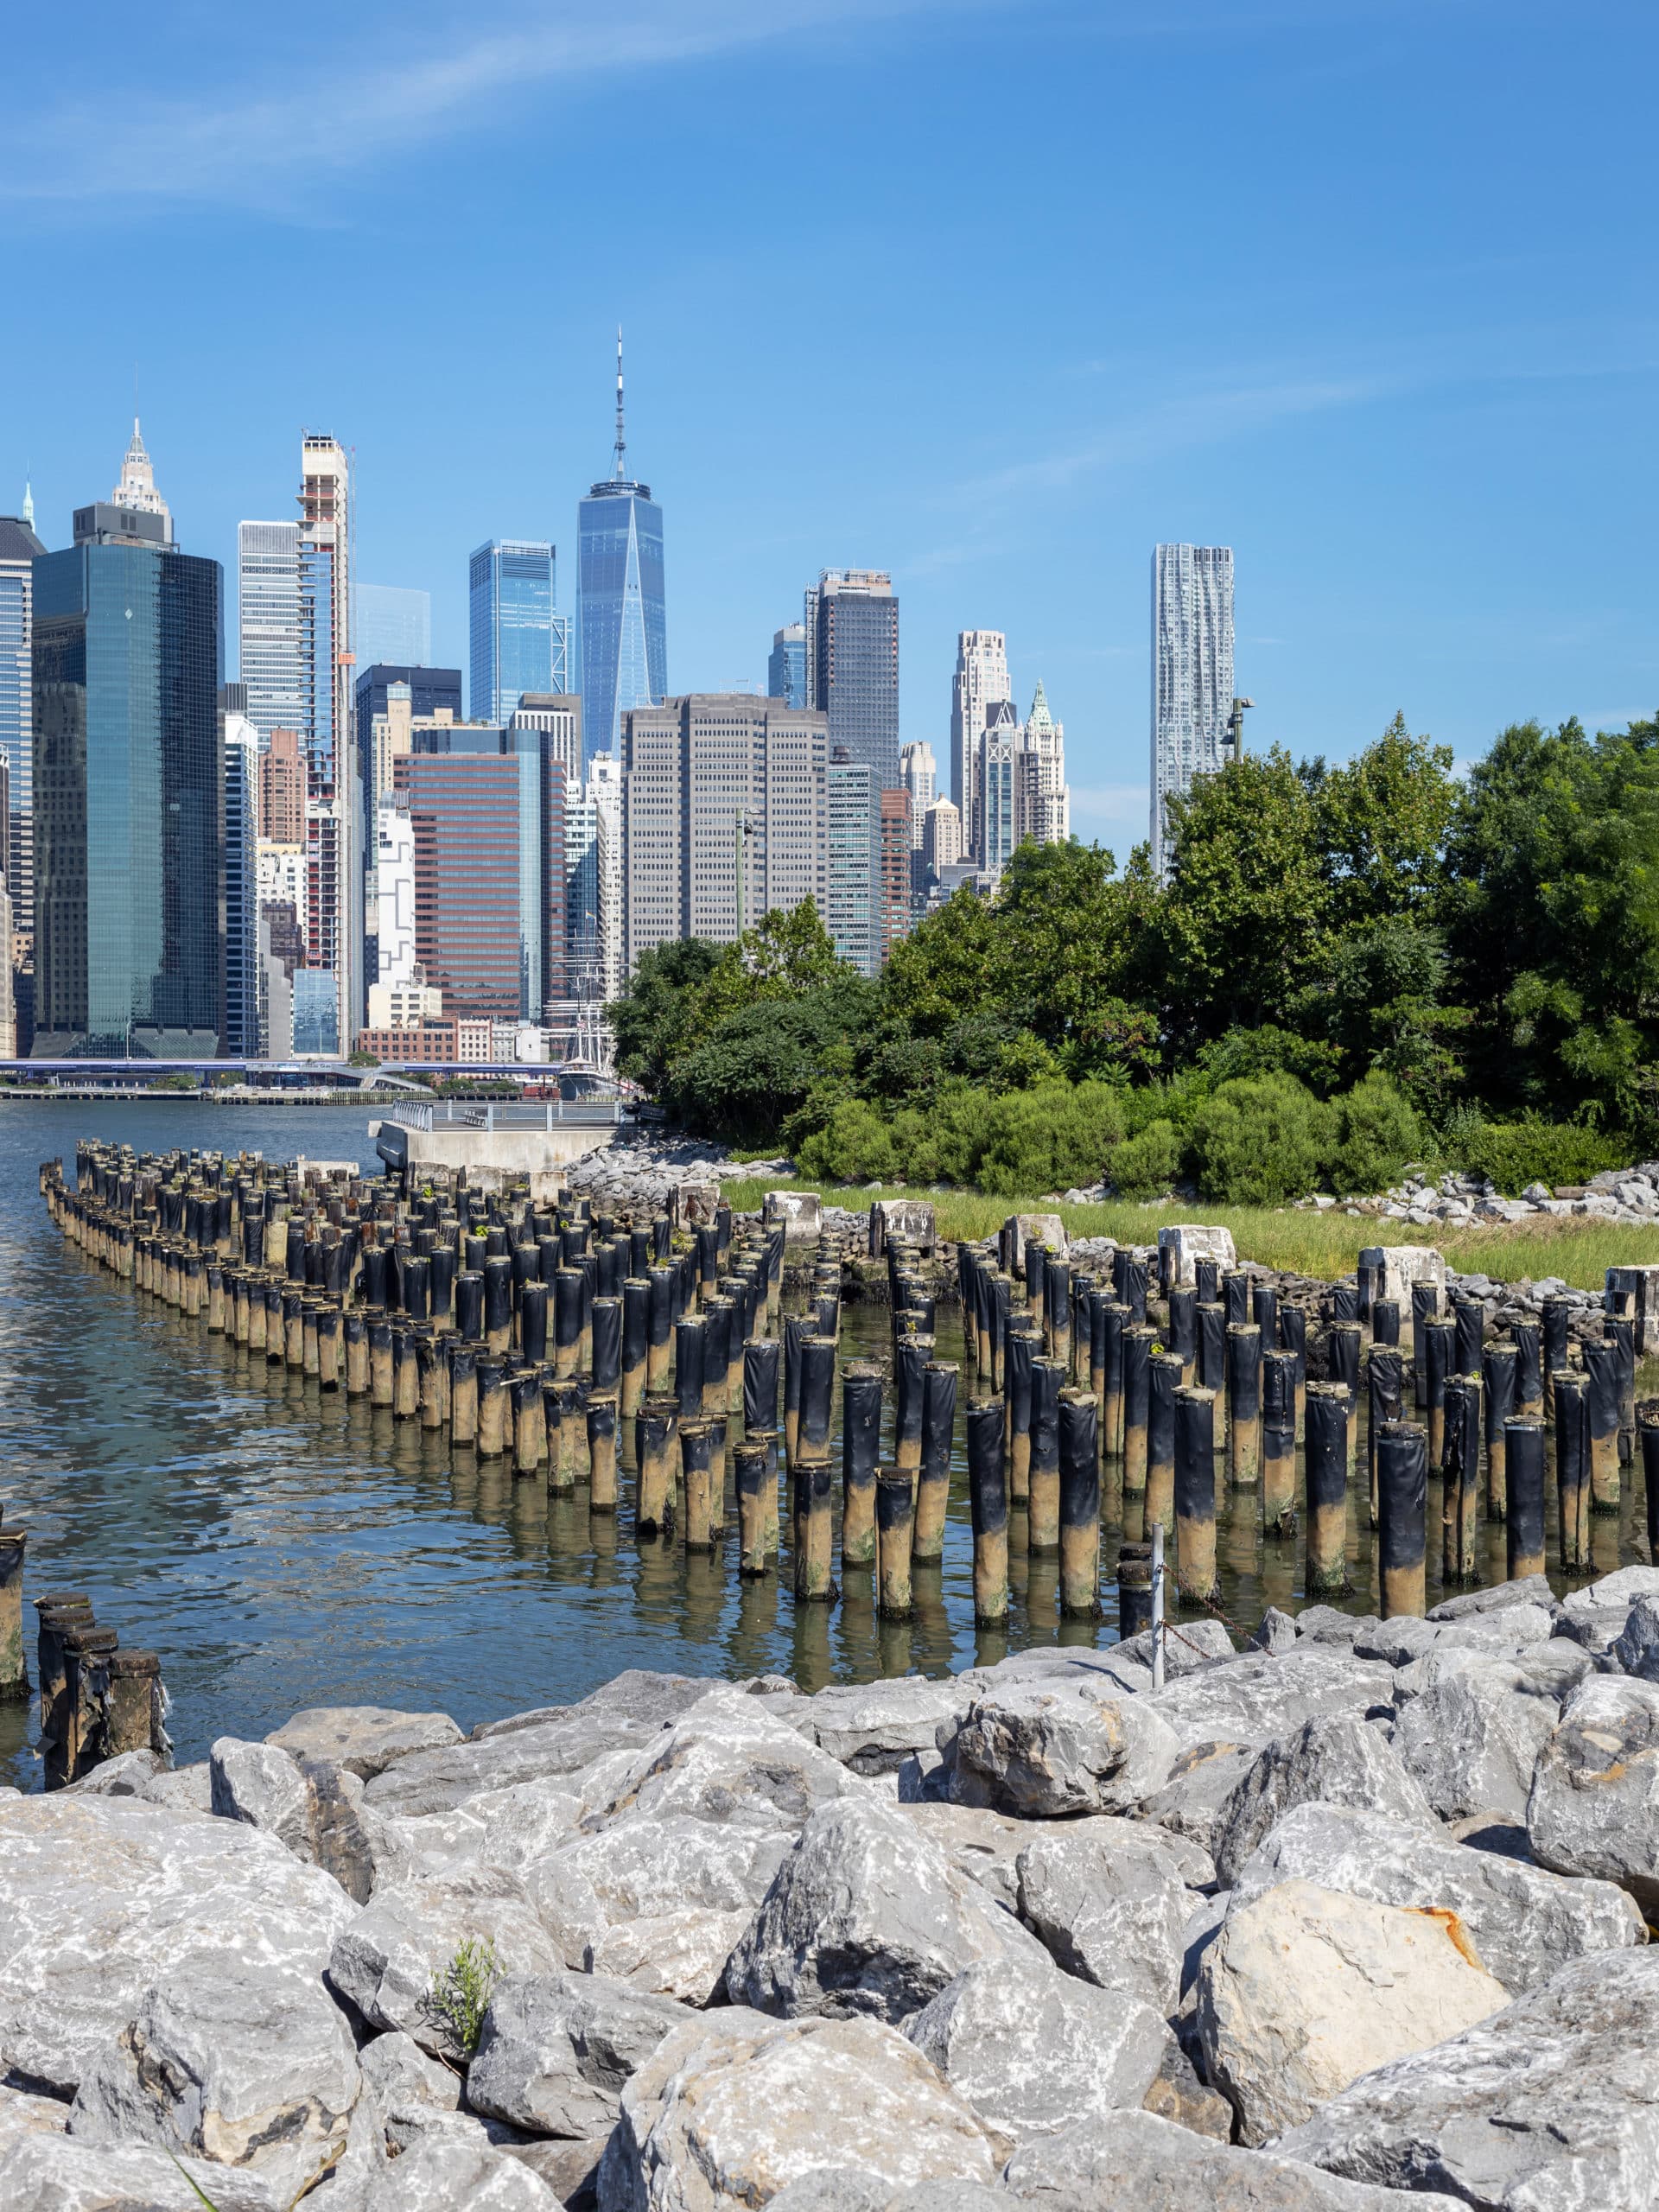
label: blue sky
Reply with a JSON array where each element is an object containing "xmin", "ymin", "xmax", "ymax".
[{"xmin": 3, "ymin": 0, "xmax": 1654, "ymax": 858}]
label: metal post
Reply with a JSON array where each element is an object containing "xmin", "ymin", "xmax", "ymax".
[{"xmin": 1150, "ymin": 1519, "xmax": 1166, "ymax": 1688}]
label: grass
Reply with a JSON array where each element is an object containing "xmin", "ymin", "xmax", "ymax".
[{"xmin": 719, "ymin": 1176, "xmax": 1659, "ymax": 1290}]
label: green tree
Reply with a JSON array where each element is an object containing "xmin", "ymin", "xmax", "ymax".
[
  {"xmin": 1307, "ymin": 713, "xmax": 1458, "ymax": 931},
  {"xmin": 607, "ymin": 937, "xmax": 723, "ymax": 1092}
]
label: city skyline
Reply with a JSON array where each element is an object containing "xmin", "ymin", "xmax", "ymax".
[{"xmin": 3, "ymin": 2, "xmax": 1649, "ymax": 871}]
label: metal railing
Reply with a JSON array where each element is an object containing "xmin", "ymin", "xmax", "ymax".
[{"xmin": 391, "ymin": 1100, "xmax": 626, "ymax": 1134}]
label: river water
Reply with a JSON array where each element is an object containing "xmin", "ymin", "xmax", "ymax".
[{"xmin": 1, "ymin": 1101, "xmax": 1649, "ymax": 1789}]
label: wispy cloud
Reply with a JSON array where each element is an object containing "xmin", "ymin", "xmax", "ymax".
[{"xmin": 0, "ymin": 0, "xmax": 963, "ymax": 211}]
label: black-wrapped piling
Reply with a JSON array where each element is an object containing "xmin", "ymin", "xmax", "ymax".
[
  {"xmin": 915, "ymin": 1361, "xmax": 957, "ymax": 1564},
  {"xmin": 1376, "ymin": 1421, "xmax": 1428, "ymax": 1618},
  {"xmin": 1173, "ymin": 1384, "xmax": 1219, "ymax": 1606},
  {"xmin": 1058, "ymin": 1389, "xmax": 1101, "ymax": 1618},
  {"xmin": 967, "ymin": 1397, "xmax": 1008, "ymax": 1625},
  {"xmin": 840, "ymin": 1362, "xmax": 883, "ymax": 1571}
]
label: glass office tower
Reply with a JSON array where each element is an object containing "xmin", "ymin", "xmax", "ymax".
[
  {"xmin": 0, "ymin": 509, "xmax": 47, "ymax": 931},
  {"xmin": 768, "ymin": 622, "xmax": 806, "ymax": 708},
  {"xmin": 804, "ymin": 570, "xmax": 899, "ymax": 792},
  {"xmin": 577, "ymin": 336, "xmax": 665, "ymax": 766},
  {"xmin": 469, "ymin": 541, "xmax": 569, "ymax": 724},
  {"xmin": 354, "ymin": 584, "xmax": 431, "ymax": 671},
  {"xmin": 32, "ymin": 510, "xmax": 224, "ymax": 1056}
]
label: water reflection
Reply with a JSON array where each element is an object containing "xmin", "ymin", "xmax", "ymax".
[{"xmin": 3, "ymin": 1099, "xmax": 1656, "ymax": 1789}]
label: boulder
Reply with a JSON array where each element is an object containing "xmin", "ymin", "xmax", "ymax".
[
  {"xmin": 1293, "ymin": 1607, "xmax": 1379, "ymax": 1649},
  {"xmin": 1112, "ymin": 1616, "xmax": 1236, "ymax": 1679},
  {"xmin": 906, "ymin": 1956, "xmax": 1166, "ymax": 2140},
  {"xmin": 1558, "ymin": 1565, "xmax": 1659, "ymax": 1656},
  {"xmin": 1137, "ymin": 1740, "xmax": 1257, "ymax": 1856},
  {"xmin": 67, "ymin": 1961, "xmax": 358, "ymax": 2194},
  {"xmin": 1428, "ymin": 1574, "xmax": 1556, "ymax": 1622},
  {"xmin": 327, "ymin": 1868, "xmax": 563, "ymax": 2058},
  {"xmin": 587, "ymin": 1688, "xmax": 868, "ymax": 1834},
  {"xmin": 1197, "ymin": 1878, "xmax": 1509, "ymax": 2144},
  {"xmin": 1014, "ymin": 1820, "xmax": 1211, "ymax": 2013},
  {"xmin": 1148, "ymin": 1647, "xmax": 1397, "ymax": 1756},
  {"xmin": 795, "ymin": 1680, "xmax": 971, "ymax": 1777},
  {"xmin": 1611, "ymin": 1594, "xmax": 1659, "ymax": 1680},
  {"xmin": 0, "ymin": 2131, "xmax": 290, "ymax": 2210},
  {"xmin": 212, "ymin": 1737, "xmax": 378, "ymax": 1903},
  {"xmin": 467, "ymin": 1969, "xmax": 689, "ymax": 2138},
  {"xmin": 1229, "ymin": 1801, "xmax": 1643, "ymax": 1993},
  {"xmin": 726, "ymin": 1795, "xmax": 1046, "ymax": 2022},
  {"xmin": 268, "ymin": 1706, "xmax": 463, "ymax": 1779},
  {"xmin": 368, "ymin": 1772, "xmax": 588, "ymax": 1889},
  {"xmin": 533, "ymin": 1815, "xmax": 791, "ymax": 2003},
  {"xmin": 626, "ymin": 2013, "xmax": 1001, "ymax": 2212},
  {"xmin": 1249, "ymin": 1607, "xmax": 1299, "ymax": 1656},
  {"xmin": 1002, "ymin": 2109, "xmax": 1466, "ymax": 2212},
  {"xmin": 1211, "ymin": 1713, "xmax": 1436, "ymax": 1885},
  {"xmin": 0, "ymin": 1792, "xmax": 355, "ymax": 2096},
  {"xmin": 0, "ymin": 2085, "xmax": 69, "ymax": 2148},
  {"xmin": 360, "ymin": 2126, "xmax": 563, "ymax": 2209},
  {"xmin": 941, "ymin": 1681, "xmax": 1177, "ymax": 1817},
  {"xmin": 895, "ymin": 1802, "xmax": 1088, "ymax": 1914},
  {"xmin": 359, "ymin": 2029, "xmax": 461, "ymax": 2116},
  {"xmin": 1528, "ymin": 1673, "xmax": 1659, "ymax": 1914},
  {"xmin": 1391, "ymin": 1653, "xmax": 1564, "ymax": 1821},
  {"xmin": 1277, "ymin": 1948, "xmax": 1659, "ymax": 2210}
]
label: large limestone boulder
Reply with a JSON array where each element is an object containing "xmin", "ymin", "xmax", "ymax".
[
  {"xmin": 467, "ymin": 1969, "xmax": 689, "ymax": 2138},
  {"xmin": 585, "ymin": 1689, "xmax": 867, "ymax": 1834},
  {"xmin": 1197, "ymin": 1878, "xmax": 1509, "ymax": 2144},
  {"xmin": 726, "ymin": 1795, "xmax": 1046, "ymax": 2022},
  {"xmin": 621, "ymin": 2012, "xmax": 1001, "ymax": 2212},
  {"xmin": 1229, "ymin": 1800, "xmax": 1643, "ymax": 1994},
  {"xmin": 895, "ymin": 1802, "xmax": 1095, "ymax": 1915},
  {"xmin": 67, "ymin": 1961, "xmax": 358, "ymax": 2197},
  {"xmin": 212, "ymin": 1737, "xmax": 378, "ymax": 1904},
  {"xmin": 533, "ymin": 1815, "xmax": 792, "ymax": 2004},
  {"xmin": 1528, "ymin": 1673, "xmax": 1659, "ymax": 1913},
  {"xmin": 359, "ymin": 2029, "xmax": 461, "ymax": 2118},
  {"xmin": 0, "ymin": 2131, "xmax": 291, "ymax": 2210},
  {"xmin": 268, "ymin": 1705, "xmax": 463, "ymax": 1779},
  {"xmin": 327, "ymin": 1867, "xmax": 563, "ymax": 2058},
  {"xmin": 793, "ymin": 1680, "xmax": 972, "ymax": 1777},
  {"xmin": 1014, "ymin": 1819, "xmax": 1210, "ymax": 2013},
  {"xmin": 1137, "ymin": 1739, "xmax": 1257, "ymax": 1856},
  {"xmin": 0, "ymin": 1792, "xmax": 354, "ymax": 2095},
  {"xmin": 1149, "ymin": 1647, "xmax": 1398, "ymax": 1757},
  {"xmin": 1277, "ymin": 1947, "xmax": 1659, "ymax": 2211},
  {"xmin": 941, "ymin": 1681, "xmax": 1177, "ymax": 1817},
  {"xmin": 1002, "ymin": 2109, "xmax": 1466, "ymax": 2212},
  {"xmin": 1391, "ymin": 1654, "xmax": 1564, "ymax": 1821},
  {"xmin": 905, "ymin": 1957, "xmax": 1166, "ymax": 2141},
  {"xmin": 1211, "ymin": 1713, "xmax": 1435, "ymax": 1885},
  {"xmin": 1557, "ymin": 1565, "xmax": 1659, "ymax": 1657},
  {"xmin": 369, "ymin": 1772, "xmax": 589, "ymax": 1891},
  {"xmin": 361, "ymin": 2126, "xmax": 563, "ymax": 2208}
]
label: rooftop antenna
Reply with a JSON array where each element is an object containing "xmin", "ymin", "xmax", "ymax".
[{"xmin": 613, "ymin": 327, "xmax": 626, "ymax": 480}]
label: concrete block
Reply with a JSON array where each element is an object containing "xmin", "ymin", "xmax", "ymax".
[
  {"xmin": 1378, "ymin": 1246, "xmax": 1446, "ymax": 1309},
  {"xmin": 677, "ymin": 1181, "xmax": 723, "ymax": 1227},
  {"xmin": 766, "ymin": 1191, "xmax": 824, "ymax": 1242},
  {"xmin": 1002, "ymin": 1213, "xmax": 1068, "ymax": 1271},
  {"xmin": 869, "ymin": 1199, "xmax": 938, "ymax": 1256},
  {"xmin": 1157, "ymin": 1224, "xmax": 1238, "ymax": 1289}
]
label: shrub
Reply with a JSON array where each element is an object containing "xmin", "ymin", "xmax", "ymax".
[
  {"xmin": 796, "ymin": 1098, "xmax": 895, "ymax": 1184},
  {"xmin": 424, "ymin": 1936, "xmax": 500, "ymax": 2059},
  {"xmin": 1448, "ymin": 1117, "xmax": 1634, "ymax": 1194},
  {"xmin": 1330, "ymin": 1072, "xmax": 1422, "ymax": 1193},
  {"xmin": 1186, "ymin": 1071, "xmax": 1336, "ymax": 1205},
  {"xmin": 1108, "ymin": 1117, "xmax": 1182, "ymax": 1198},
  {"xmin": 975, "ymin": 1080, "xmax": 1127, "ymax": 1197}
]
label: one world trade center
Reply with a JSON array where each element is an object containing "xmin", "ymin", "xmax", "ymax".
[{"xmin": 577, "ymin": 333, "xmax": 666, "ymax": 766}]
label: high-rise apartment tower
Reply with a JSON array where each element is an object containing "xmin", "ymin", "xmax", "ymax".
[
  {"xmin": 0, "ymin": 501, "xmax": 46, "ymax": 930},
  {"xmin": 950, "ymin": 628, "xmax": 1010, "ymax": 840},
  {"xmin": 1151, "ymin": 543, "xmax": 1235, "ymax": 872}
]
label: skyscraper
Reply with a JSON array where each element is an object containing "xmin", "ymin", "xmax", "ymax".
[
  {"xmin": 768, "ymin": 623, "xmax": 806, "ymax": 709},
  {"xmin": 879, "ymin": 787, "xmax": 912, "ymax": 963},
  {"xmin": 1152, "ymin": 543, "xmax": 1235, "ymax": 872},
  {"xmin": 578, "ymin": 335, "xmax": 666, "ymax": 764},
  {"xmin": 1013, "ymin": 680, "xmax": 1070, "ymax": 848},
  {"xmin": 297, "ymin": 435, "xmax": 361, "ymax": 1042},
  {"xmin": 236, "ymin": 521, "xmax": 305, "ymax": 747},
  {"xmin": 950, "ymin": 628, "xmax": 1010, "ymax": 830},
  {"xmin": 354, "ymin": 584, "xmax": 431, "ymax": 671},
  {"xmin": 0, "ymin": 502, "xmax": 47, "ymax": 931},
  {"xmin": 221, "ymin": 684, "xmax": 260, "ymax": 1058},
  {"xmin": 899, "ymin": 741, "xmax": 936, "ymax": 850},
  {"xmin": 826, "ymin": 747, "xmax": 878, "ymax": 977},
  {"xmin": 468, "ymin": 542, "xmax": 570, "ymax": 722},
  {"xmin": 804, "ymin": 570, "xmax": 899, "ymax": 793},
  {"xmin": 32, "ymin": 434, "xmax": 224, "ymax": 1057},
  {"xmin": 620, "ymin": 694, "xmax": 826, "ymax": 973},
  {"xmin": 353, "ymin": 664, "xmax": 464, "ymax": 828},
  {"xmin": 980, "ymin": 701, "xmax": 1019, "ymax": 871}
]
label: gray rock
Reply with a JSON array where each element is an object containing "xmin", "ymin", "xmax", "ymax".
[
  {"xmin": 0, "ymin": 2085, "xmax": 69, "ymax": 2147},
  {"xmin": 532, "ymin": 1813, "xmax": 791, "ymax": 2004},
  {"xmin": 0, "ymin": 1792, "xmax": 354, "ymax": 2096},
  {"xmin": 467, "ymin": 1968, "xmax": 688, "ymax": 2138},
  {"xmin": 1211, "ymin": 1713, "xmax": 1435, "ymax": 1886},
  {"xmin": 1428, "ymin": 1574, "xmax": 1556, "ymax": 1622},
  {"xmin": 67, "ymin": 1960, "xmax": 358, "ymax": 2194},
  {"xmin": 1149, "ymin": 1647, "xmax": 1397, "ymax": 1756},
  {"xmin": 586, "ymin": 1688, "xmax": 868, "ymax": 1834},
  {"xmin": 1291, "ymin": 1607, "xmax": 1378, "ymax": 1648},
  {"xmin": 1138, "ymin": 1740, "xmax": 1258, "ymax": 1856},
  {"xmin": 1015, "ymin": 1819, "xmax": 1210, "ymax": 2012},
  {"xmin": 268, "ymin": 1705, "xmax": 464, "ymax": 1778},
  {"xmin": 143, "ymin": 1759, "xmax": 215, "ymax": 1815},
  {"xmin": 359, "ymin": 2028, "xmax": 461, "ymax": 2117},
  {"xmin": 360, "ymin": 2126, "xmax": 563, "ymax": 2208},
  {"xmin": 895, "ymin": 1801, "xmax": 1086, "ymax": 1914},
  {"xmin": 1277, "ymin": 1947, "xmax": 1659, "ymax": 2210},
  {"xmin": 1391, "ymin": 1653, "xmax": 1564, "ymax": 1821},
  {"xmin": 763, "ymin": 2172, "xmax": 892, "ymax": 2212},
  {"xmin": 1528, "ymin": 1673, "xmax": 1659, "ymax": 1913},
  {"xmin": 1003, "ymin": 2109, "xmax": 1466, "ymax": 2211},
  {"xmin": 725, "ymin": 1794, "xmax": 1047, "ymax": 2023},
  {"xmin": 1558, "ymin": 1565, "xmax": 1659, "ymax": 1656},
  {"xmin": 1611, "ymin": 1594, "xmax": 1659, "ymax": 1679},
  {"xmin": 1249, "ymin": 1607, "xmax": 1299, "ymax": 1656},
  {"xmin": 1352, "ymin": 1616, "xmax": 1442, "ymax": 1667},
  {"xmin": 360, "ymin": 1707, "xmax": 669, "ymax": 1821},
  {"xmin": 942, "ymin": 1680, "xmax": 1178, "ymax": 1817},
  {"xmin": 905, "ymin": 1956, "xmax": 1166, "ymax": 2140},
  {"xmin": 1197, "ymin": 1878, "xmax": 1509, "ymax": 2144},
  {"xmin": 1230, "ymin": 1801, "xmax": 1643, "ymax": 1993},
  {"xmin": 211, "ymin": 1737, "xmax": 378, "ymax": 1903},
  {"xmin": 1114, "ymin": 1616, "xmax": 1237, "ymax": 1676},
  {"xmin": 601, "ymin": 2009, "xmax": 780, "ymax": 2212},
  {"xmin": 626, "ymin": 2013, "xmax": 1001, "ymax": 2212},
  {"xmin": 795, "ymin": 1679, "xmax": 971, "ymax": 1776},
  {"xmin": 365, "ymin": 1772, "xmax": 588, "ymax": 1890},
  {"xmin": 327, "ymin": 1868, "xmax": 563, "ymax": 2057},
  {"xmin": 0, "ymin": 2131, "xmax": 291, "ymax": 2209},
  {"xmin": 61, "ymin": 1747, "xmax": 169, "ymax": 1797}
]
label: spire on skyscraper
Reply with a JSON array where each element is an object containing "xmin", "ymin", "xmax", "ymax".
[
  {"xmin": 21, "ymin": 477, "xmax": 32, "ymax": 531},
  {"xmin": 613, "ymin": 327, "xmax": 626, "ymax": 480},
  {"xmin": 112, "ymin": 417, "xmax": 169, "ymax": 523},
  {"xmin": 1027, "ymin": 678, "xmax": 1054, "ymax": 734}
]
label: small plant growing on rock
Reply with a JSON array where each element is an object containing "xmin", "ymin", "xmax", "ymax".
[{"xmin": 425, "ymin": 1935, "xmax": 502, "ymax": 2058}]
